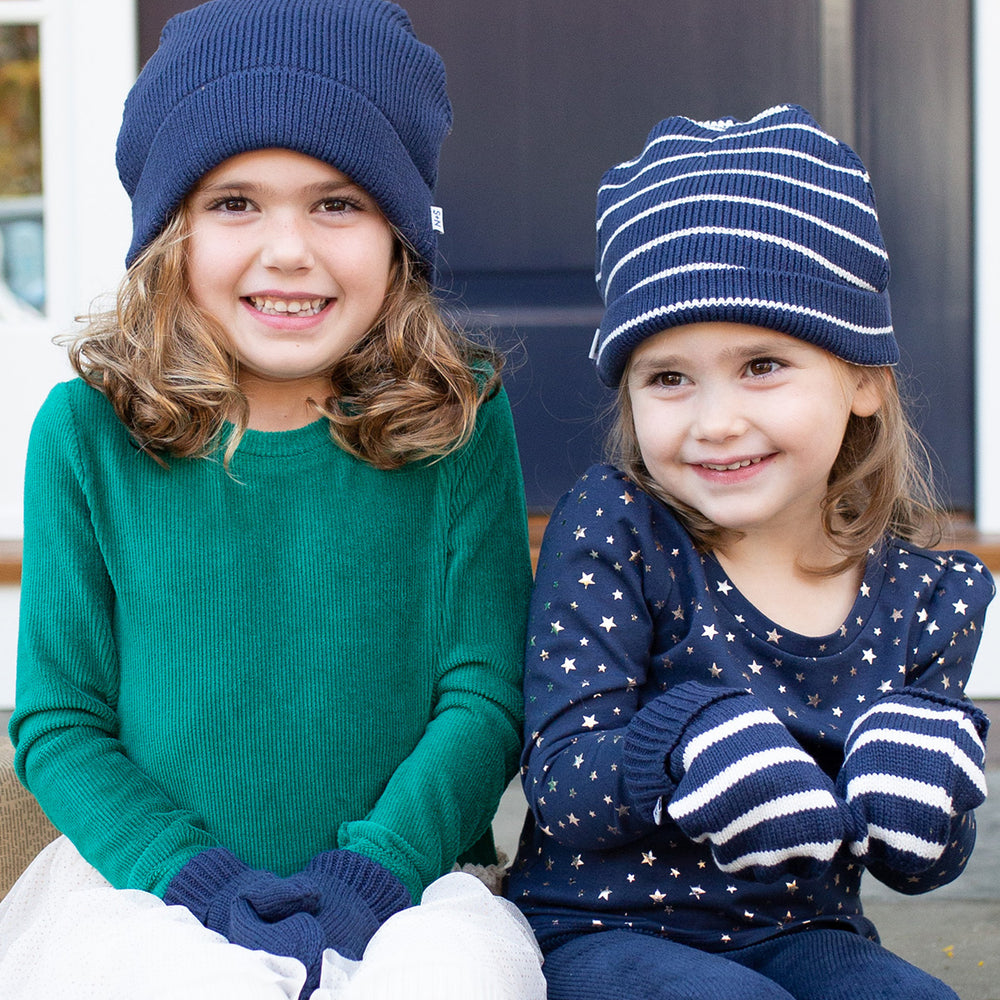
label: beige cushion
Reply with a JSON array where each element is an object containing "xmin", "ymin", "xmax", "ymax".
[{"xmin": 0, "ymin": 741, "xmax": 59, "ymax": 898}]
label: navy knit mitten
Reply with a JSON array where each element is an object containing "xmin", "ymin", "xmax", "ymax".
[
  {"xmin": 659, "ymin": 684, "xmax": 849, "ymax": 882},
  {"xmin": 304, "ymin": 850, "xmax": 411, "ymax": 960},
  {"xmin": 164, "ymin": 848, "xmax": 325, "ymax": 990},
  {"xmin": 837, "ymin": 688, "xmax": 989, "ymax": 874}
]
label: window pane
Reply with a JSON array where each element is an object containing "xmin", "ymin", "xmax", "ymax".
[{"xmin": 0, "ymin": 23, "xmax": 43, "ymax": 315}]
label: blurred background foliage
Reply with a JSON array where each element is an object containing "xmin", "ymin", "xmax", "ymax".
[{"xmin": 0, "ymin": 25, "xmax": 41, "ymax": 198}]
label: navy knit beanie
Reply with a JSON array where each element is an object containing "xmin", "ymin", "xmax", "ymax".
[
  {"xmin": 591, "ymin": 104, "xmax": 898, "ymax": 387},
  {"xmin": 116, "ymin": 0, "xmax": 452, "ymax": 276}
]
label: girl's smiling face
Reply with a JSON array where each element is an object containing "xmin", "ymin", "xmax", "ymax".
[
  {"xmin": 626, "ymin": 322, "xmax": 882, "ymax": 547},
  {"xmin": 185, "ymin": 148, "xmax": 396, "ymax": 418}
]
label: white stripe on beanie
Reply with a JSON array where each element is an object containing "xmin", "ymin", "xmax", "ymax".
[{"xmin": 591, "ymin": 103, "xmax": 898, "ymax": 386}]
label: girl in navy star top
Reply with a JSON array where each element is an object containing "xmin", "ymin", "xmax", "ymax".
[{"xmin": 508, "ymin": 104, "xmax": 993, "ymax": 1000}]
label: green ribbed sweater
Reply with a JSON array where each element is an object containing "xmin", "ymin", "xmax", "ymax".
[{"xmin": 12, "ymin": 379, "xmax": 531, "ymax": 903}]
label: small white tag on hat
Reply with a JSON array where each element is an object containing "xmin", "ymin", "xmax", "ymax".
[
  {"xmin": 430, "ymin": 205, "xmax": 444, "ymax": 233},
  {"xmin": 589, "ymin": 327, "xmax": 602, "ymax": 360}
]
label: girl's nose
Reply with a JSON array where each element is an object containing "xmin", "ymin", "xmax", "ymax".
[
  {"xmin": 259, "ymin": 217, "xmax": 315, "ymax": 272},
  {"xmin": 691, "ymin": 384, "xmax": 749, "ymax": 442}
]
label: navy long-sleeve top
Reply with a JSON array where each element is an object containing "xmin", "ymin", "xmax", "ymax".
[{"xmin": 508, "ymin": 465, "xmax": 993, "ymax": 954}]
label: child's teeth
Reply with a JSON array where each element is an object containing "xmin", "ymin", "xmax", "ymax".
[
  {"xmin": 705, "ymin": 457, "xmax": 762, "ymax": 471},
  {"xmin": 251, "ymin": 297, "xmax": 327, "ymax": 316}
]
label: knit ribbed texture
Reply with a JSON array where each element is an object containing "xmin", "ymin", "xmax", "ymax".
[
  {"xmin": 163, "ymin": 846, "xmax": 327, "ymax": 986},
  {"xmin": 307, "ymin": 850, "xmax": 412, "ymax": 923},
  {"xmin": 12, "ymin": 378, "xmax": 530, "ymax": 903},
  {"xmin": 163, "ymin": 847, "xmax": 317, "ymax": 924},
  {"xmin": 590, "ymin": 104, "xmax": 897, "ymax": 386},
  {"xmin": 117, "ymin": 0, "xmax": 452, "ymax": 273},
  {"xmin": 838, "ymin": 688, "xmax": 989, "ymax": 873},
  {"xmin": 664, "ymin": 685, "xmax": 850, "ymax": 882},
  {"xmin": 304, "ymin": 850, "xmax": 411, "ymax": 959},
  {"xmin": 623, "ymin": 681, "xmax": 744, "ymax": 823}
]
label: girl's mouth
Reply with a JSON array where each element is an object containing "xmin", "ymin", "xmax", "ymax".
[
  {"xmin": 246, "ymin": 295, "xmax": 330, "ymax": 317},
  {"xmin": 699, "ymin": 456, "xmax": 764, "ymax": 472}
]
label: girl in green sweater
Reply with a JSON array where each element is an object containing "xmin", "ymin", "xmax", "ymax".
[{"xmin": 0, "ymin": 2, "xmax": 543, "ymax": 997}]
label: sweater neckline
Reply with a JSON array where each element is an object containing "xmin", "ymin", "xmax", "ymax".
[
  {"xmin": 702, "ymin": 547, "xmax": 888, "ymax": 656},
  {"xmin": 227, "ymin": 418, "xmax": 334, "ymax": 458}
]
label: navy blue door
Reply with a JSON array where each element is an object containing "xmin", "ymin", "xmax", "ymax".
[{"xmin": 139, "ymin": 0, "xmax": 972, "ymax": 513}]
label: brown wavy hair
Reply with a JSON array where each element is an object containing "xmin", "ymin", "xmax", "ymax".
[
  {"xmin": 608, "ymin": 363, "xmax": 944, "ymax": 575},
  {"xmin": 68, "ymin": 208, "xmax": 500, "ymax": 468}
]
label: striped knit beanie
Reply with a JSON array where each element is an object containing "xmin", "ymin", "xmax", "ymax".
[
  {"xmin": 591, "ymin": 104, "xmax": 898, "ymax": 387},
  {"xmin": 116, "ymin": 0, "xmax": 452, "ymax": 276}
]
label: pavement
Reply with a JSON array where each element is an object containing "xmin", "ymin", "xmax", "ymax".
[{"xmin": 491, "ymin": 699, "xmax": 1000, "ymax": 1000}]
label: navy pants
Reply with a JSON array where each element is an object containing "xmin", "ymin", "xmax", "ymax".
[{"xmin": 542, "ymin": 928, "xmax": 958, "ymax": 1000}]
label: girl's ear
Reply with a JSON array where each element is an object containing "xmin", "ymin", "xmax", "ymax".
[{"xmin": 850, "ymin": 367, "xmax": 888, "ymax": 418}]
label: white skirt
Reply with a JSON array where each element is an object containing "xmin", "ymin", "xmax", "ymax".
[{"xmin": 0, "ymin": 837, "xmax": 545, "ymax": 1000}]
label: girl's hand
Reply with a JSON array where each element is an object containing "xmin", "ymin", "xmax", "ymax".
[
  {"xmin": 228, "ymin": 905, "xmax": 326, "ymax": 993},
  {"xmin": 837, "ymin": 688, "xmax": 989, "ymax": 874},
  {"xmin": 304, "ymin": 849, "xmax": 411, "ymax": 960},
  {"xmin": 652, "ymin": 683, "xmax": 851, "ymax": 882},
  {"xmin": 163, "ymin": 847, "xmax": 326, "ymax": 991}
]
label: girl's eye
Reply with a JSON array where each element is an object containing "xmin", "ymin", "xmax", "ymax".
[
  {"xmin": 653, "ymin": 370, "xmax": 687, "ymax": 388},
  {"xmin": 207, "ymin": 196, "xmax": 251, "ymax": 213},
  {"xmin": 318, "ymin": 197, "xmax": 360, "ymax": 214},
  {"xmin": 746, "ymin": 358, "xmax": 781, "ymax": 377}
]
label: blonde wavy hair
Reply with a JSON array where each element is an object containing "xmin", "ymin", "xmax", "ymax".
[
  {"xmin": 608, "ymin": 362, "xmax": 944, "ymax": 575},
  {"xmin": 68, "ymin": 208, "xmax": 500, "ymax": 469}
]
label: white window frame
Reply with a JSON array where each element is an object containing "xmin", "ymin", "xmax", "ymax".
[{"xmin": 0, "ymin": 0, "xmax": 136, "ymax": 538}]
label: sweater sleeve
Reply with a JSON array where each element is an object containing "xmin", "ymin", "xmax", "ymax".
[
  {"xmin": 520, "ymin": 469, "xmax": 677, "ymax": 850},
  {"xmin": 903, "ymin": 549, "xmax": 994, "ymax": 698},
  {"xmin": 11, "ymin": 384, "xmax": 218, "ymax": 894},
  {"xmin": 336, "ymin": 387, "xmax": 532, "ymax": 901},
  {"xmin": 859, "ymin": 549, "xmax": 993, "ymax": 894}
]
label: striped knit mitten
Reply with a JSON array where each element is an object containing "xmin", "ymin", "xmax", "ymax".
[
  {"xmin": 663, "ymin": 685, "xmax": 850, "ymax": 882},
  {"xmin": 837, "ymin": 689, "xmax": 989, "ymax": 874}
]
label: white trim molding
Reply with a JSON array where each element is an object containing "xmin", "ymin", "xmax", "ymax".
[{"xmin": 0, "ymin": 0, "xmax": 136, "ymax": 538}]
